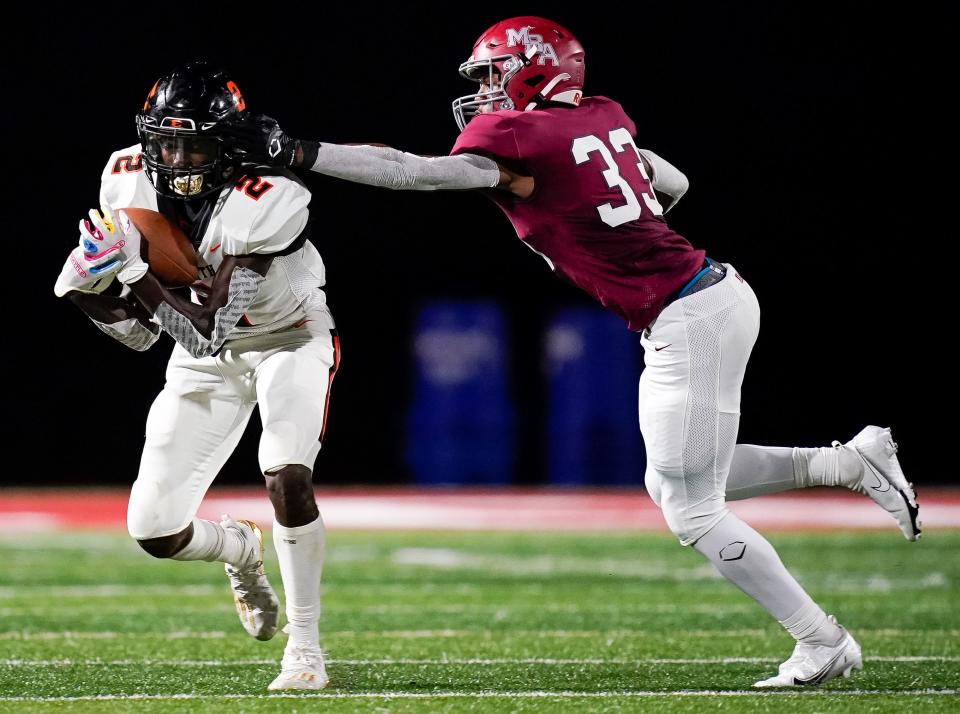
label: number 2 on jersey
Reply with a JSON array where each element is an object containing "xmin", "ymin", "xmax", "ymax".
[{"xmin": 572, "ymin": 128, "xmax": 663, "ymax": 227}]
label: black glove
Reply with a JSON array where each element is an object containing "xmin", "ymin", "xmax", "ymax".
[{"xmin": 222, "ymin": 113, "xmax": 296, "ymax": 168}]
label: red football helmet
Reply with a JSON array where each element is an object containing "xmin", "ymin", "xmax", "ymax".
[{"xmin": 452, "ymin": 16, "xmax": 586, "ymax": 130}]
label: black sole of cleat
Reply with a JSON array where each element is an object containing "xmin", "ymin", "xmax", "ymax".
[{"xmin": 898, "ymin": 488, "xmax": 921, "ymax": 540}]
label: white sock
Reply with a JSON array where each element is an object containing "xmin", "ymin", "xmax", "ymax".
[
  {"xmin": 780, "ymin": 599, "xmax": 845, "ymax": 646},
  {"xmin": 273, "ymin": 515, "xmax": 325, "ymax": 649},
  {"xmin": 171, "ymin": 518, "xmax": 248, "ymax": 565},
  {"xmin": 795, "ymin": 446, "xmax": 862, "ymax": 488},
  {"xmin": 725, "ymin": 445, "xmax": 797, "ymax": 500},
  {"xmin": 693, "ymin": 512, "xmax": 840, "ymax": 643}
]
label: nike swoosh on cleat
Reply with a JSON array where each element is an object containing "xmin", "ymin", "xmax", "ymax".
[
  {"xmin": 210, "ymin": 242, "xmax": 222, "ymax": 253},
  {"xmin": 864, "ymin": 464, "xmax": 892, "ymax": 493},
  {"xmin": 793, "ymin": 650, "xmax": 847, "ymax": 686}
]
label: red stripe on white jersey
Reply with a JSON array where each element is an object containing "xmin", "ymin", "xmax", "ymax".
[{"xmin": 320, "ymin": 330, "xmax": 340, "ymax": 445}]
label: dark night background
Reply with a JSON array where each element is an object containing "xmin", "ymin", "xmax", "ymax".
[{"xmin": 5, "ymin": 3, "xmax": 935, "ymax": 489}]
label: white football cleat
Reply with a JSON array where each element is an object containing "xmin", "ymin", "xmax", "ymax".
[
  {"xmin": 754, "ymin": 618, "xmax": 863, "ymax": 687},
  {"xmin": 268, "ymin": 639, "xmax": 329, "ymax": 690},
  {"xmin": 834, "ymin": 425, "xmax": 921, "ymax": 541},
  {"xmin": 221, "ymin": 515, "xmax": 279, "ymax": 641}
]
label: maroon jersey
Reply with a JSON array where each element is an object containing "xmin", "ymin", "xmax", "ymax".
[{"xmin": 450, "ymin": 96, "xmax": 705, "ymax": 331}]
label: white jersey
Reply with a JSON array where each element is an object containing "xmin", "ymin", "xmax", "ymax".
[{"xmin": 99, "ymin": 145, "xmax": 334, "ymax": 341}]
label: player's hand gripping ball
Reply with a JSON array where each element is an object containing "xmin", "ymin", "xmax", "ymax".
[
  {"xmin": 53, "ymin": 245, "xmax": 116, "ymax": 297},
  {"xmin": 79, "ymin": 207, "xmax": 149, "ymax": 285}
]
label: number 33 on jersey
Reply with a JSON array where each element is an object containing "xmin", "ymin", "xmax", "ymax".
[
  {"xmin": 450, "ymin": 96, "xmax": 703, "ymax": 332},
  {"xmin": 572, "ymin": 128, "xmax": 663, "ymax": 227}
]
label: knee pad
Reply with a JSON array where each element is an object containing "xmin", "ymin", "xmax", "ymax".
[
  {"xmin": 259, "ymin": 420, "xmax": 321, "ymax": 474},
  {"xmin": 644, "ymin": 466, "xmax": 663, "ymax": 508},
  {"xmin": 126, "ymin": 476, "xmax": 193, "ymax": 540},
  {"xmin": 651, "ymin": 468, "xmax": 728, "ymax": 546}
]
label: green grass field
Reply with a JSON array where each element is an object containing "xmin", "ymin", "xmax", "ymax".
[{"xmin": 0, "ymin": 529, "xmax": 957, "ymax": 712}]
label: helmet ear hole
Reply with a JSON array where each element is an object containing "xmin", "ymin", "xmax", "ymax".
[{"xmin": 524, "ymin": 75, "xmax": 546, "ymax": 87}]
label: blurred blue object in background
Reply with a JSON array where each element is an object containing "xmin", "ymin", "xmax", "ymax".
[
  {"xmin": 545, "ymin": 308, "xmax": 646, "ymax": 486},
  {"xmin": 406, "ymin": 301, "xmax": 515, "ymax": 485}
]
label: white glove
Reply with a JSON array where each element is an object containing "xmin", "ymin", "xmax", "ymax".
[
  {"xmin": 80, "ymin": 207, "xmax": 149, "ymax": 285},
  {"xmin": 53, "ymin": 245, "xmax": 117, "ymax": 297}
]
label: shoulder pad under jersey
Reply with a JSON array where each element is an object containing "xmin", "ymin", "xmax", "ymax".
[
  {"xmin": 450, "ymin": 112, "xmax": 523, "ymax": 162},
  {"xmin": 218, "ymin": 170, "xmax": 311, "ymax": 256},
  {"xmin": 586, "ymin": 96, "xmax": 637, "ymax": 137},
  {"xmin": 98, "ymin": 144, "xmax": 157, "ymax": 211}
]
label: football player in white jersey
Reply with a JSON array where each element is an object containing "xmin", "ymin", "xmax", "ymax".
[{"xmin": 53, "ymin": 63, "xmax": 334, "ymax": 690}]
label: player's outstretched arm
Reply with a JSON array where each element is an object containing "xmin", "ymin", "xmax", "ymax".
[
  {"xmin": 299, "ymin": 143, "xmax": 536, "ymax": 197},
  {"xmin": 303, "ymin": 143, "xmax": 503, "ymax": 192},
  {"xmin": 223, "ymin": 114, "xmax": 531, "ymax": 195}
]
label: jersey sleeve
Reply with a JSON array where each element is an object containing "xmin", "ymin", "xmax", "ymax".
[
  {"xmin": 220, "ymin": 172, "xmax": 312, "ymax": 256},
  {"xmin": 98, "ymin": 145, "xmax": 157, "ymax": 211},
  {"xmin": 449, "ymin": 113, "xmax": 523, "ymax": 164}
]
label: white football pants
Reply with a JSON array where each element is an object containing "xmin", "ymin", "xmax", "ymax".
[
  {"xmin": 639, "ymin": 264, "xmax": 761, "ymax": 545},
  {"xmin": 127, "ymin": 311, "xmax": 339, "ymax": 540}
]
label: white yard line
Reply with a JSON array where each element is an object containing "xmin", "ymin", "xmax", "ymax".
[
  {"xmin": 3, "ymin": 628, "xmax": 956, "ymax": 640},
  {"xmin": 0, "ymin": 690, "xmax": 955, "ymax": 702},
  {"xmin": 0, "ymin": 584, "xmax": 220, "ymax": 598},
  {"xmin": 0, "ymin": 571, "xmax": 950, "ymax": 601},
  {"xmin": 0, "ymin": 631, "xmax": 227, "ymax": 640},
  {"xmin": 2, "ymin": 656, "xmax": 958, "ymax": 666},
  {"xmin": 3, "ymin": 602, "xmax": 954, "ymax": 617}
]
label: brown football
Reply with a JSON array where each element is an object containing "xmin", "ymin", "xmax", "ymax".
[{"xmin": 121, "ymin": 207, "xmax": 198, "ymax": 287}]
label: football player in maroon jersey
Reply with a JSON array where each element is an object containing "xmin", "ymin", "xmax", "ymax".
[{"xmin": 229, "ymin": 16, "xmax": 919, "ymax": 687}]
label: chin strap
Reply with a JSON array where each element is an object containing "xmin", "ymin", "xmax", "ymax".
[{"xmin": 526, "ymin": 73, "xmax": 573, "ymax": 111}]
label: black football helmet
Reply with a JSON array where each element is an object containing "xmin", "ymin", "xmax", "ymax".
[{"xmin": 136, "ymin": 62, "xmax": 248, "ymax": 200}]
